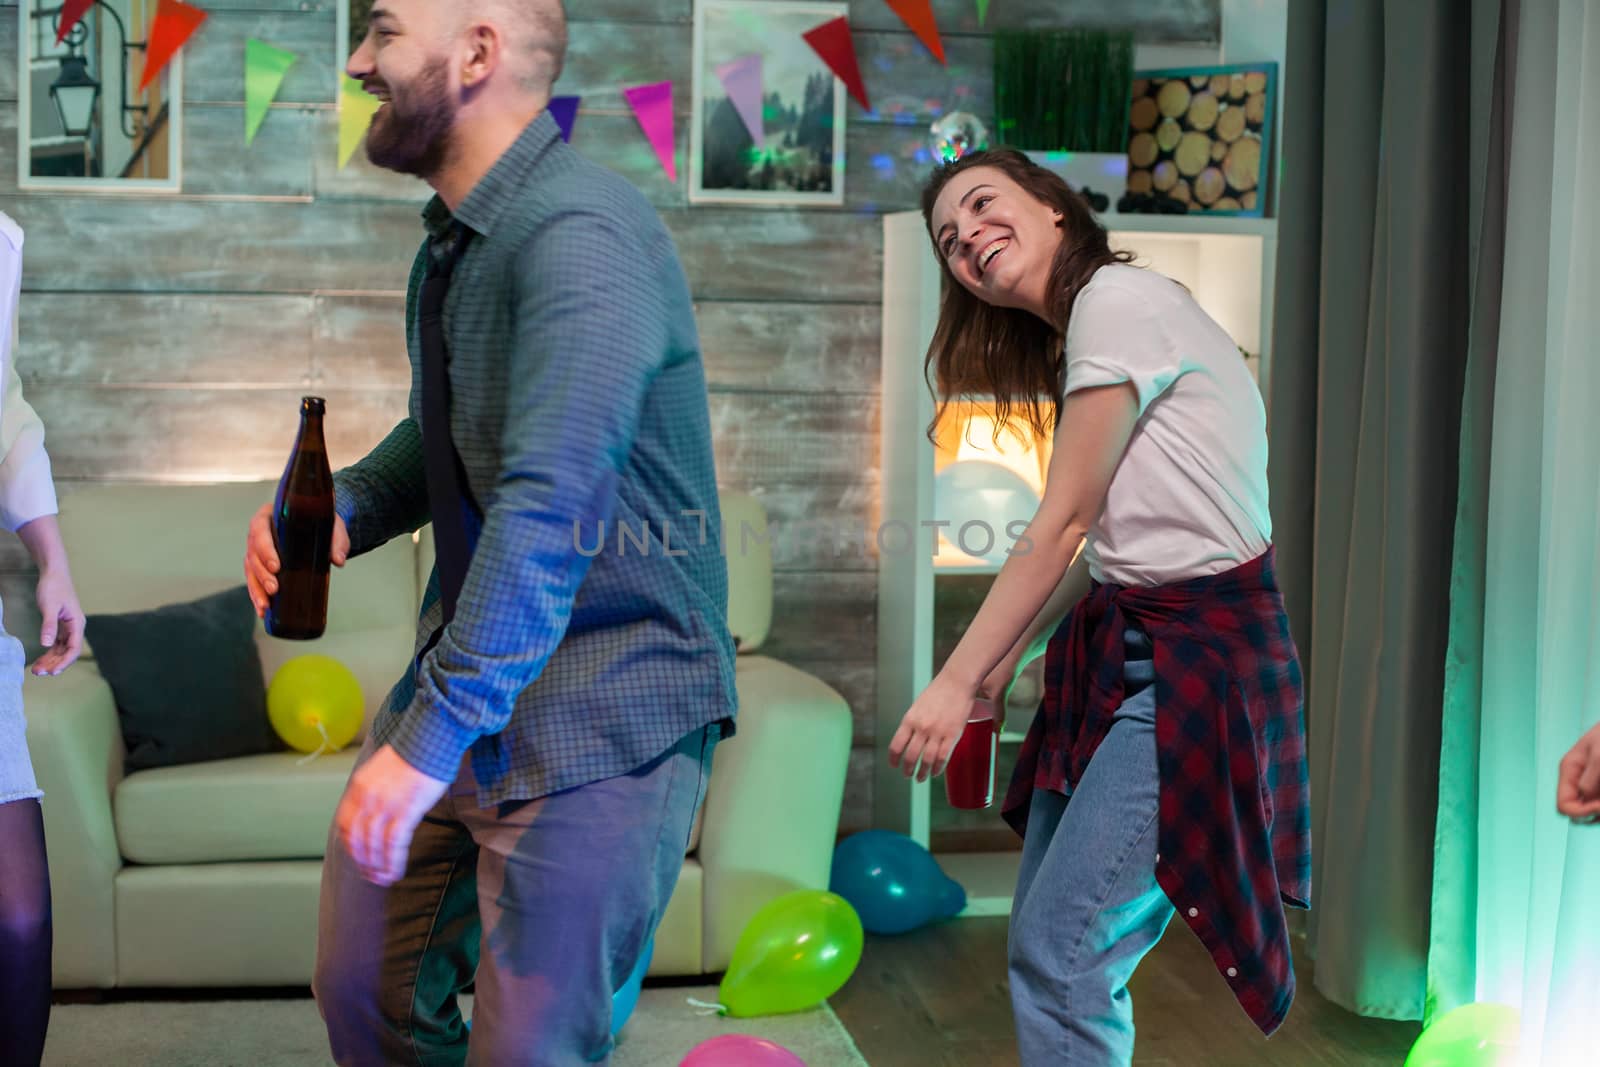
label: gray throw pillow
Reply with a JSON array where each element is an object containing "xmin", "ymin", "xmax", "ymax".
[{"xmin": 86, "ymin": 585, "xmax": 281, "ymax": 772}]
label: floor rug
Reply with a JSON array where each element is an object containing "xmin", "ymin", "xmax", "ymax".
[{"xmin": 43, "ymin": 987, "xmax": 868, "ymax": 1066}]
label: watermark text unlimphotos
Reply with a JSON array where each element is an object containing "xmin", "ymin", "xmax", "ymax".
[{"xmin": 572, "ymin": 511, "xmax": 1034, "ymax": 561}]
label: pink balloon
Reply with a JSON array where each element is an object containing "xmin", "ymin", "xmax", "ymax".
[{"xmin": 679, "ymin": 1034, "xmax": 807, "ymax": 1067}]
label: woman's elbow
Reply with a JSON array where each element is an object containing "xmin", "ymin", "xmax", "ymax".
[{"xmin": 1013, "ymin": 513, "xmax": 1089, "ymax": 565}]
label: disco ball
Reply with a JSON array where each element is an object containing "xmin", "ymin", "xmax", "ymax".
[{"xmin": 930, "ymin": 112, "xmax": 991, "ymax": 164}]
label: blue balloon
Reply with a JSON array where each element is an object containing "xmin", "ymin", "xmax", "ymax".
[
  {"xmin": 829, "ymin": 831, "xmax": 967, "ymax": 935},
  {"xmin": 611, "ymin": 937, "xmax": 654, "ymax": 1037}
]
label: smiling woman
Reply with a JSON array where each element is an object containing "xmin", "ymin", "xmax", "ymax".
[
  {"xmin": 890, "ymin": 147, "xmax": 1307, "ymax": 1066},
  {"xmin": 920, "ymin": 148, "xmax": 1133, "ymax": 442}
]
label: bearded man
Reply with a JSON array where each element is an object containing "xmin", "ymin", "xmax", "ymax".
[{"xmin": 242, "ymin": 3, "xmax": 737, "ymax": 1062}]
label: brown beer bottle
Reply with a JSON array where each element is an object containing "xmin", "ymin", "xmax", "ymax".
[{"xmin": 265, "ymin": 397, "xmax": 334, "ymax": 640}]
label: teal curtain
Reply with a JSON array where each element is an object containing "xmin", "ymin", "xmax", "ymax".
[
  {"xmin": 1267, "ymin": 0, "xmax": 1480, "ymax": 1020},
  {"xmin": 1426, "ymin": 0, "xmax": 1513, "ymax": 1020},
  {"xmin": 1428, "ymin": 1, "xmax": 1600, "ymax": 1061}
]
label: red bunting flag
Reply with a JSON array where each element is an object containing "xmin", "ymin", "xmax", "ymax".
[
  {"xmin": 55, "ymin": 0, "xmax": 95, "ymax": 44},
  {"xmin": 803, "ymin": 17, "xmax": 870, "ymax": 112},
  {"xmin": 139, "ymin": 0, "xmax": 209, "ymax": 93},
  {"xmin": 884, "ymin": 0, "xmax": 946, "ymax": 65}
]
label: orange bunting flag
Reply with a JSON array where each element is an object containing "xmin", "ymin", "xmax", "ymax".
[
  {"xmin": 884, "ymin": 0, "xmax": 946, "ymax": 65},
  {"xmin": 803, "ymin": 17, "xmax": 871, "ymax": 112},
  {"xmin": 140, "ymin": 0, "xmax": 209, "ymax": 93}
]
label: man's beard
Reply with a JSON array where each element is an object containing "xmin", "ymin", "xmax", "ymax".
[{"xmin": 364, "ymin": 58, "xmax": 455, "ymax": 179}]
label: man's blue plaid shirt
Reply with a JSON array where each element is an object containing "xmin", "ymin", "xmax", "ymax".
[{"xmin": 333, "ymin": 112, "xmax": 737, "ymax": 804}]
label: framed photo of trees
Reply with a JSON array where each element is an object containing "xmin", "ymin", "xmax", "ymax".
[{"xmin": 690, "ymin": 0, "xmax": 848, "ymax": 207}]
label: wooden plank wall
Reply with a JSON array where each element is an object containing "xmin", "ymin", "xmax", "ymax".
[{"xmin": 0, "ymin": 0, "xmax": 1217, "ymax": 831}]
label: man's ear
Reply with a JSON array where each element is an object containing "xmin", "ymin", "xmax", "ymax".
[{"xmin": 459, "ymin": 22, "xmax": 502, "ymax": 89}]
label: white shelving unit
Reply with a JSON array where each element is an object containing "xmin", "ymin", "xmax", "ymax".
[{"xmin": 875, "ymin": 211, "xmax": 1281, "ymax": 917}]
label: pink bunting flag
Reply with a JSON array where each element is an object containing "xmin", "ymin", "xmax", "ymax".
[
  {"xmin": 624, "ymin": 81, "xmax": 677, "ymax": 182},
  {"xmin": 715, "ymin": 54, "xmax": 764, "ymax": 149},
  {"xmin": 548, "ymin": 96, "xmax": 581, "ymax": 143},
  {"xmin": 55, "ymin": 0, "xmax": 94, "ymax": 44},
  {"xmin": 803, "ymin": 18, "xmax": 871, "ymax": 112}
]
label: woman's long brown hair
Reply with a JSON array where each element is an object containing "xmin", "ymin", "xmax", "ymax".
[{"xmin": 919, "ymin": 148, "xmax": 1133, "ymax": 443}]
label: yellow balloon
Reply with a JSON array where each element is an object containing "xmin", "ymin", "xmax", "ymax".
[{"xmin": 267, "ymin": 655, "xmax": 363, "ymax": 754}]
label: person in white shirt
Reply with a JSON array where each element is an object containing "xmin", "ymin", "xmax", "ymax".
[
  {"xmin": 889, "ymin": 150, "xmax": 1309, "ymax": 1064},
  {"xmin": 0, "ymin": 210, "xmax": 87, "ymax": 1067},
  {"xmin": 1558, "ymin": 722, "xmax": 1600, "ymax": 823}
]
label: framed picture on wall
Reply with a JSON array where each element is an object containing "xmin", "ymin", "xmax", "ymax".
[
  {"xmin": 1124, "ymin": 63, "xmax": 1276, "ymax": 216},
  {"xmin": 691, "ymin": 0, "xmax": 848, "ymax": 207},
  {"xmin": 15, "ymin": 1, "xmax": 184, "ymax": 192}
]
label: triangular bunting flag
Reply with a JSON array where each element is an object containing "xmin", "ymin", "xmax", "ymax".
[
  {"xmin": 245, "ymin": 40, "xmax": 298, "ymax": 145},
  {"xmin": 139, "ymin": 0, "xmax": 209, "ymax": 93},
  {"xmin": 803, "ymin": 18, "xmax": 871, "ymax": 112},
  {"xmin": 548, "ymin": 96, "xmax": 581, "ymax": 143},
  {"xmin": 977, "ymin": 0, "xmax": 991, "ymax": 27},
  {"xmin": 338, "ymin": 75, "xmax": 383, "ymax": 169},
  {"xmin": 715, "ymin": 54, "xmax": 765, "ymax": 149},
  {"xmin": 623, "ymin": 81, "xmax": 676, "ymax": 182},
  {"xmin": 884, "ymin": 0, "xmax": 946, "ymax": 64},
  {"xmin": 55, "ymin": 0, "xmax": 94, "ymax": 45}
]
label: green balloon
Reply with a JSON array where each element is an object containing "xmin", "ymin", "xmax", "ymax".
[
  {"xmin": 719, "ymin": 890, "xmax": 864, "ymax": 1018},
  {"xmin": 1404, "ymin": 1003, "xmax": 1520, "ymax": 1067}
]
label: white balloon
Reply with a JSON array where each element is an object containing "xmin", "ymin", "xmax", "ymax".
[{"xmin": 933, "ymin": 460, "xmax": 1040, "ymax": 565}]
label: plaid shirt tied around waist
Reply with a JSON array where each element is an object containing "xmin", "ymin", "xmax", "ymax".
[{"xmin": 1002, "ymin": 547, "xmax": 1312, "ymax": 1035}]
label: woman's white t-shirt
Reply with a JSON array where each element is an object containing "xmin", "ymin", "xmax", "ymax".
[{"xmin": 1062, "ymin": 263, "xmax": 1270, "ymax": 587}]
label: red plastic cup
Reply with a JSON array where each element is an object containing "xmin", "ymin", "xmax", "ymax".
[{"xmin": 945, "ymin": 699, "xmax": 999, "ymax": 810}]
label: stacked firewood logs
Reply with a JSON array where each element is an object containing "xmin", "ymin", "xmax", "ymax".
[{"xmin": 1125, "ymin": 70, "xmax": 1269, "ymax": 213}]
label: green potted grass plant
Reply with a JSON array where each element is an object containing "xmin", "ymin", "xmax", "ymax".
[{"xmin": 993, "ymin": 28, "xmax": 1134, "ymax": 198}]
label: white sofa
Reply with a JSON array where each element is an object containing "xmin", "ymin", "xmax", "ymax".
[{"xmin": 25, "ymin": 481, "xmax": 852, "ymax": 988}]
